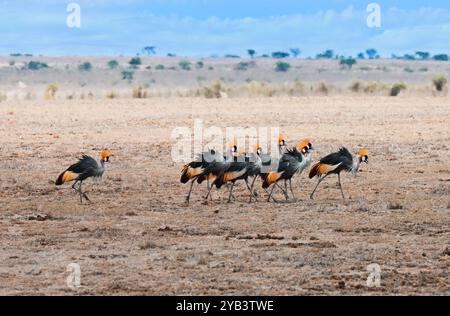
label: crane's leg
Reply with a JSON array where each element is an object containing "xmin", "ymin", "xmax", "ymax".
[
  {"xmin": 337, "ymin": 173, "xmax": 345, "ymax": 200},
  {"xmin": 245, "ymin": 178, "xmax": 258, "ymax": 203},
  {"xmin": 71, "ymin": 180, "xmax": 79, "ymax": 193},
  {"xmin": 249, "ymin": 176, "xmax": 258, "ymax": 202},
  {"xmin": 205, "ymin": 182, "xmax": 214, "ymax": 201},
  {"xmin": 267, "ymin": 184, "xmax": 277, "ymax": 202},
  {"xmin": 186, "ymin": 180, "xmax": 195, "ymax": 203},
  {"xmin": 275, "ymin": 182, "xmax": 288, "ymax": 198},
  {"xmin": 79, "ymin": 181, "xmax": 91, "ymax": 203},
  {"xmin": 310, "ymin": 174, "xmax": 329, "ymax": 200},
  {"xmin": 284, "ymin": 180, "xmax": 289, "ymax": 200},
  {"xmin": 227, "ymin": 182, "xmax": 235, "ymax": 203},
  {"xmin": 289, "ymin": 178, "xmax": 296, "ymax": 200},
  {"xmin": 78, "ymin": 181, "xmax": 83, "ymax": 203},
  {"xmin": 225, "ymin": 183, "xmax": 236, "ymax": 201}
]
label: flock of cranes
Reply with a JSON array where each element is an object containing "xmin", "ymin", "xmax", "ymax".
[
  {"xmin": 53, "ymin": 135, "xmax": 369, "ymax": 204},
  {"xmin": 180, "ymin": 135, "xmax": 369, "ymax": 204}
]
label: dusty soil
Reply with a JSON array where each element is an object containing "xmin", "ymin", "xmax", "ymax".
[{"xmin": 0, "ymin": 96, "xmax": 449, "ymax": 295}]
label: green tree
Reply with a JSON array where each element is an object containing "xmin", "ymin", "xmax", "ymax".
[
  {"xmin": 107, "ymin": 60, "xmax": 119, "ymax": 69},
  {"xmin": 78, "ymin": 62, "xmax": 92, "ymax": 72},
  {"xmin": 129, "ymin": 57, "xmax": 142, "ymax": 68},
  {"xmin": 340, "ymin": 57, "xmax": 357, "ymax": 69},
  {"xmin": 275, "ymin": 61, "xmax": 291, "ymax": 72},
  {"xmin": 289, "ymin": 48, "xmax": 301, "ymax": 58}
]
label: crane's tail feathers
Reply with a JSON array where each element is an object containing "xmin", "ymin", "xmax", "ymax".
[
  {"xmin": 180, "ymin": 165, "xmax": 203, "ymax": 183},
  {"xmin": 262, "ymin": 172, "xmax": 281, "ymax": 188},
  {"xmin": 309, "ymin": 163, "xmax": 327, "ymax": 179},
  {"xmin": 55, "ymin": 171, "xmax": 75, "ymax": 185},
  {"xmin": 180, "ymin": 165, "xmax": 191, "ymax": 183}
]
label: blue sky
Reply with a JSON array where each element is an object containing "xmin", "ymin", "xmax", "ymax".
[{"xmin": 1, "ymin": 0, "xmax": 450, "ymax": 57}]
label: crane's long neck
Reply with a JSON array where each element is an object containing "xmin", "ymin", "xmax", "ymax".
[
  {"xmin": 98, "ymin": 158, "xmax": 106, "ymax": 176},
  {"xmin": 351, "ymin": 156, "xmax": 361, "ymax": 175}
]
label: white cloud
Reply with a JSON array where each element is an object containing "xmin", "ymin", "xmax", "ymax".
[{"xmin": 1, "ymin": 4, "xmax": 450, "ymax": 56}]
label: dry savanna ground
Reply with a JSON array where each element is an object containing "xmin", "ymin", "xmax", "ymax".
[{"xmin": 0, "ymin": 96, "xmax": 449, "ymax": 295}]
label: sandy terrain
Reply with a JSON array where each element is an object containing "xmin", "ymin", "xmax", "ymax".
[{"xmin": 0, "ymin": 96, "xmax": 449, "ymax": 295}]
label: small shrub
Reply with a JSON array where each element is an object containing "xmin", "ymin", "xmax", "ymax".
[
  {"xmin": 197, "ymin": 81, "xmax": 226, "ymax": 99},
  {"xmin": 418, "ymin": 67, "xmax": 428, "ymax": 72},
  {"xmin": 179, "ymin": 60, "xmax": 191, "ymax": 71},
  {"xmin": 404, "ymin": 67, "xmax": 414, "ymax": 73},
  {"xmin": 208, "ymin": 66, "xmax": 214, "ymax": 71},
  {"xmin": 45, "ymin": 84, "xmax": 58, "ymax": 100},
  {"xmin": 245, "ymin": 81, "xmax": 275, "ymax": 97},
  {"xmin": 107, "ymin": 60, "xmax": 119, "ymax": 69},
  {"xmin": 234, "ymin": 61, "xmax": 255, "ymax": 71},
  {"xmin": 350, "ymin": 81, "xmax": 362, "ymax": 92},
  {"xmin": 287, "ymin": 80, "xmax": 305, "ymax": 96},
  {"xmin": 132, "ymin": 86, "xmax": 149, "ymax": 98},
  {"xmin": 106, "ymin": 91, "xmax": 119, "ymax": 99},
  {"xmin": 197, "ymin": 76, "xmax": 206, "ymax": 83},
  {"xmin": 388, "ymin": 202, "xmax": 403, "ymax": 210},
  {"xmin": 390, "ymin": 83, "xmax": 406, "ymax": 96},
  {"xmin": 9, "ymin": 60, "xmax": 15, "ymax": 66},
  {"xmin": 364, "ymin": 82, "xmax": 378, "ymax": 94},
  {"xmin": 340, "ymin": 57, "xmax": 357, "ymax": 69},
  {"xmin": 129, "ymin": 57, "xmax": 142, "ymax": 68},
  {"xmin": 27, "ymin": 61, "xmax": 48, "ymax": 70},
  {"xmin": 196, "ymin": 61, "xmax": 204, "ymax": 69},
  {"xmin": 155, "ymin": 64, "xmax": 165, "ymax": 70},
  {"xmin": 275, "ymin": 61, "xmax": 291, "ymax": 72},
  {"xmin": 78, "ymin": 62, "xmax": 92, "ymax": 72},
  {"xmin": 317, "ymin": 82, "xmax": 329, "ymax": 95},
  {"xmin": 432, "ymin": 75, "xmax": 447, "ymax": 92},
  {"xmin": 122, "ymin": 70, "xmax": 134, "ymax": 81}
]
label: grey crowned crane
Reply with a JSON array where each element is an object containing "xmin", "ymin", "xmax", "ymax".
[
  {"xmin": 261, "ymin": 139, "xmax": 313, "ymax": 201},
  {"xmin": 55, "ymin": 150, "xmax": 110, "ymax": 203},
  {"xmin": 180, "ymin": 149, "xmax": 226, "ymax": 203},
  {"xmin": 308, "ymin": 147, "xmax": 368, "ymax": 200},
  {"xmin": 207, "ymin": 146, "xmax": 262, "ymax": 203},
  {"xmin": 192, "ymin": 144, "xmax": 238, "ymax": 201}
]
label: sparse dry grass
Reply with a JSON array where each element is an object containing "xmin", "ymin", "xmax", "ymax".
[
  {"xmin": 132, "ymin": 86, "xmax": 149, "ymax": 99},
  {"xmin": 44, "ymin": 84, "xmax": 58, "ymax": 100},
  {"xmin": 106, "ymin": 91, "xmax": 119, "ymax": 99}
]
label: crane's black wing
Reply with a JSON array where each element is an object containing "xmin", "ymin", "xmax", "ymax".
[
  {"xmin": 67, "ymin": 155, "xmax": 99, "ymax": 180},
  {"xmin": 319, "ymin": 147, "xmax": 353, "ymax": 172},
  {"xmin": 320, "ymin": 147, "xmax": 351, "ymax": 165},
  {"xmin": 281, "ymin": 147, "xmax": 303, "ymax": 163}
]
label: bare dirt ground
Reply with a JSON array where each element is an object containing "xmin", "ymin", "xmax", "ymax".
[{"xmin": 0, "ymin": 96, "xmax": 449, "ymax": 295}]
